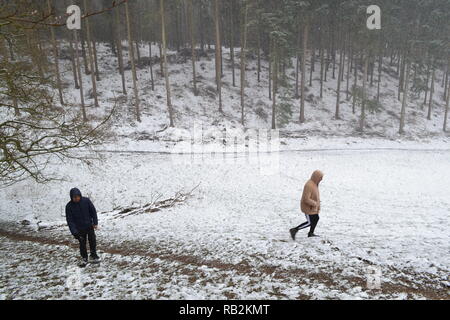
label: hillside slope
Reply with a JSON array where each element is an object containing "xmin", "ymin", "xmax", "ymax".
[{"xmin": 58, "ymin": 42, "xmax": 450, "ymax": 150}]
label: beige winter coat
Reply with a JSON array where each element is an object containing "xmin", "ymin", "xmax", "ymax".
[{"xmin": 300, "ymin": 170, "xmax": 323, "ymax": 215}]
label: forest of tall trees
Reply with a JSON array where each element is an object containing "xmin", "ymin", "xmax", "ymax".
[
  {"xmin": 1, "ymin": 0, "xmax": 450, "ymax": 183},
  {"xmin": 2, "ymin": 0, "xmax": 449, "ymax": 123}
]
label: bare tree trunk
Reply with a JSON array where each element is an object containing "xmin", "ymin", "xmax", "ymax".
[
  {"xmin": 240, "ymin": 3, "xmax": 248, "ymax": 125},
  {"xmin": 346, "ymin": 39, "xmax": 352, "ymax": 101},
  {"xmin": 300, "ymin": 20, "xmax": 308, "ymax": 123},
  {"xmin": 257, "ymin": 21, "xmax": 261, "ymax": 84},
  {"xmin": 398, "ymin": 53, "xmax": 405, "ymax": 101},
  {"xmin": 309, "ymin": 38, "xmax": 314, "ymax": 87},
  {"xmin": 174, "ymin": 4, "xmax": 181, "ymax": 52},
  {"xmin": 92, "ymin": 40, "xmax": 100, "ymax": 81},
  {"xmin": 135, "ymin": 42, "xmax": 141, "ymax": 67},
  {"xmin": 444, "ymin": 81, "xmax": 450, "ymax": 132},
  {"xmin": 73, "ymin": 30, "xmax": 87, "ymax": 121},
  {"xmin": 69, "ymin": 33, "xmax": 79, "ymax": 89},
  {"xmin": 125, "ymin": 1, "xmax": 141, "ymax": 122},
  {"xmin": 47, "ymin": 0, "xmax": 64, "ymax": 106},
  {"xmin": 115, "ymin": 6, "xmax": 127, "ymax": 95},
  {"xmin": 188, "ymin": 0, "xmax": 197, "ymax": 95},
  {"xmin": 324, "ymin": 46, "xmax": 329, "ymax": 82},
  {"xmin": 428, "ymin": 66, "xmax": 435, "ymax": 120},
  {"xmin": 335, "ymin": 41, "xmax": 344, "ymax": 120},
  {"xmin": 319, "ymin": 25, "xmax": 324, "ymax": 99},
  {"xmin": 229, "ymin": 0, "xmax": 236, "ymax": 87},
  {"xmin": 160, "ymin": 0, "xmax": 174, "ymax": 127},
  {"xmin": 377, "ymin": 52, "xmax": 382, "ymax": 102},
  {"xmin": 370, "ymin": 58, "xmax": 374, "ymax": 87},
  {"xmin": 399, "ymin": 60, "xmax": 410, "ymax": 134},
  {"xmin": 423, "ymin": 60, "xmax": 430, "ymax": 107},
  {"xmin": 158, "ymin": 43, "xmax": 164, "ymax": 77},
  {"xmin": 352, "ymin": 50, "xmax": 358, "ymax": 114},
  {"xmin": 83, "ymin": 0, "xmax": 99, "ymax": 107},
  {"xmin": 341, "ymin": 35, "xmax": 346, "ymax": 82},
  {"xmin": 268, "ymin": 41, "xmax": 272, "ymax": 100},
  {"xmin": 149, "ymin": 43, "xmax": 155, "ymax": 91},
  {"xmin": 214, "ymin": 0, "xmax": 222, "ymax": 112},
  {"xmin": 108, "ymin": 9, "xmax": 117, "ymax": 56},
  {"xmin": 331, "ymin": 24, "xmax": 336, "ymax": 80},
  {"xmin": 80, "ymin": 30, "xmax": 90, "ymax": 75},
  {"xmin": 444, "ymin": 60, "xmax": 449, "ymax": 102},
  {"xmin": 199, "ymin": 3, "xmax": 205, "ymax": 51},
  {"xmin": 271, "ymin": 45, "xmax": 278, "ymax": 130},
  {"xmin": 220, "ymin": 10, "xmax": 224, "ymax": 77},
  {"xmin": 360, "ymin": 54, "xmax": 368, "ymax": 132},
  {"xmin": 295, "ymin": 25, "xmax": 300, "ymax": 99}
]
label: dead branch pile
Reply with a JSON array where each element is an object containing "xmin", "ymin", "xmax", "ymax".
[{"xmin": 112, "ymin": 182, "xmax": 201, "ymax": 219}]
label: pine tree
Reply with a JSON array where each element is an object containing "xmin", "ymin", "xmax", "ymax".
[
  {"xmin": 83, "ymin": 0, "xmax": 99, "ymax": 108},
  {"xmin": 160, "ymin": 0, "xmax": 174, "ymax": 127},
  {"xmin": 47, "ymin": 0, "xmax": 64, "ymax": 106},
  {"xmin": 125, "ymin": 0, "xmax": 141, "ymax": 122}
]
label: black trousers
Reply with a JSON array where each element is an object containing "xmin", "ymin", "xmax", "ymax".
[
  {"xmin": 76, "ymin": 226, "xmax": 97, "ymax": 259},
  {"xmin": 294, "ymin": 214, "xmax": 319, "ymax": 235}
]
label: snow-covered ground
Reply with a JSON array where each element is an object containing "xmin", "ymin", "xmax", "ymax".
[{"xmin": 1, "ymin": 148, "xmax": 449, "ymax": 299}]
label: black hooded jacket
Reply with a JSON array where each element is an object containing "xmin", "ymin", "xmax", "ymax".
[{"xmin": 65, "ymin": 188, "xmax": 98, "ymax": 236}]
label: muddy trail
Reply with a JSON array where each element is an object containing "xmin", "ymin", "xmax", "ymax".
[{"xmin": 0, "ymin": 223, "xmax": 447, "ymax": 300}]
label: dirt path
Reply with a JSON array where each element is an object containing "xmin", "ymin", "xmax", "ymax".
[{"xmin": 0, "ymin": 224, "xmax": 447, "ymax": 300}]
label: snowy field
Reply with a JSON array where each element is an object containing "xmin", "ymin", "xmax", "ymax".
[{"xmin": 1, "ymin": 147, "xmax": 449, "ymax": 299}]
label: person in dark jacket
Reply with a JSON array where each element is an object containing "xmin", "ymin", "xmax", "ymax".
[{"xmin": 66, "ymin": 188, "xmax": 99, "ymax": 265}]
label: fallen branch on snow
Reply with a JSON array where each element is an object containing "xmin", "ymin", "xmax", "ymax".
[{"xmin": 113, "ymin": 182, "xmax": 201, "ymax": 219}]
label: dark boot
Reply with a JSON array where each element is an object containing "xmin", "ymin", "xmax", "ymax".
[
  {"xmin": 78, "ymin": 257, "xmax": 88, "ymax": 268},
  {"xmin": 89, "ymin": 253, "xmax": 100, "ymax": 263},
  {"xmin": 290, "ymin": 228, "xmax": 298, "ymax": 240}
]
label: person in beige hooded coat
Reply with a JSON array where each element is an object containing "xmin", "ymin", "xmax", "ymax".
[{"xmin": 290, "ymin": 170, "xmax": 323, "ymax": 239}]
